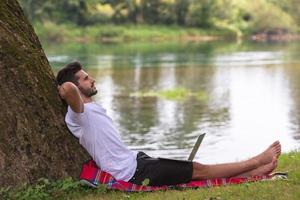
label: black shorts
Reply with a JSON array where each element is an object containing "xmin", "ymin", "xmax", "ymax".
[{"xmin": 128, "ymin": 152, "xmax": 193, "ymax": 186}]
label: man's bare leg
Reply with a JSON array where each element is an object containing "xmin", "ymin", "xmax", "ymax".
[{"xmin": 192, "ymin": 141, "xmax": 281, "ymax": 180}]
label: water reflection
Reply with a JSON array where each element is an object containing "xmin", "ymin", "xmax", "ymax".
[{"xmin": 49, "ymin": 41, "xmax": 300, "ymax": 164}]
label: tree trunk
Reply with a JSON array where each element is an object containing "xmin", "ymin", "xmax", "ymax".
[{"xmin": 0, "ymin": 0, "xmax": 88, "ymax": 187}]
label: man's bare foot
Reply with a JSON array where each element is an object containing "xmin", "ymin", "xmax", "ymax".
[
  {"xmin": 269, "ymin": 141, "xmax": 282, "ymax": 158},
  {"xmin": 236, "ymin": 156, "xmax": 277, "ymax": 177},
  {"xmin": 252, "ymin": 141, "xmax": 281, "ymax": 166}
]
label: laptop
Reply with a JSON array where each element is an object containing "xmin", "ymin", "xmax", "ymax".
[
  {"xmin": 157, "ymin": 133, "xmax": 206, "ymax": 162},
  {"xmin": 187, "ymin": 133, "xmax": 206, "ymax": 161}
]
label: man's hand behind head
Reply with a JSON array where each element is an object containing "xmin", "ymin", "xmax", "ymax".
[{"xmin": 58, "ymin": 82, "xmax": 84, "ymax": 113}]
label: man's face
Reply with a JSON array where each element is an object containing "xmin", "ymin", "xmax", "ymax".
[{"xmin": 75, "ymin": 70, "xmax": 98, "ymax": 97}]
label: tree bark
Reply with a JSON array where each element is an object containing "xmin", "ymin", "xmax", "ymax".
[{"xmin": 0, "ymin": 0, "xmax": 88, "ymax": 187}]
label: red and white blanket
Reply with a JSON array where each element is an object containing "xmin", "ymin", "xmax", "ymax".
[{"xmin": 79, "ymin": 159, "xmax": 276, "ymax": 192}]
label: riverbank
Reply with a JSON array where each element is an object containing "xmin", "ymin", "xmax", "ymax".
[
  {"xmin": 33, "ymin": 22, "xmax": 238, "ymax": 44},
  {"xmin": 34, "ymin": 22, "xmax": 300, "ymax": 45},
  {"xmin": 1, "ymin": 151, "xmax": 299, "ymax": 200}
]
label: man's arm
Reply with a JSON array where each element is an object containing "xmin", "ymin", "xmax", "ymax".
[{"xmin": 58, "ymin": 82, "xmax": 84, "ymax": 113}]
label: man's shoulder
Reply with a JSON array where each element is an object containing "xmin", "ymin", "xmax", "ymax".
[{"xmin": 85, "ymin": 102, "xmax": 106, "ymax": 112}]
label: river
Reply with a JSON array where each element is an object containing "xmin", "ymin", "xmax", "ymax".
[{"xmin": 46, "ymin": 40, "xmax": 300, "ymax": 164}]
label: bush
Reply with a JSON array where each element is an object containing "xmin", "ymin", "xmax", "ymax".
[{"xmin": 238, "ymin": 0, "xmax": 297, "ymax": 33}]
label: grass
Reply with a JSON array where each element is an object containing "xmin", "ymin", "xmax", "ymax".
[
  {"xmin": 33, "ymin": 22, "xmax": 237, "ymax": 44},
  {"xmin": 130, "ymin": 88, "xmax": 208, "ymax": 101},
  {"xmin": 1, "ymin": 151, "xmax": 300, "ymax": 200}
]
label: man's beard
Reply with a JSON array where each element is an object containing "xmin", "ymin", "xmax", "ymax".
[{"xmin": 79, "ymin": 87, "xmax": 98, "ymax": 97}]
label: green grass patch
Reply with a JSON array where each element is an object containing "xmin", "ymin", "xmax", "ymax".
[
  {"xmin": 130, "ymin": 88, "xmax": 208, "ymax": 101},
  {"xmin": 0, "ymin": 177, "xmax": 107, "ymax": 200},
  {"xmin": 1, "ymin": 152, "xmax": 299, "ymax": 200}
]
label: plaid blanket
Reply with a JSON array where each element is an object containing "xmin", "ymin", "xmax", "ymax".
[{"xmin": 79, "ymin": 159, "xmax": 273, "ymax": 192}]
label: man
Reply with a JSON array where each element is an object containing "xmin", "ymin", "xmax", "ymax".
[{"xmin": 56, "ymin": 61, "xmax": 281, "ymax": 186}]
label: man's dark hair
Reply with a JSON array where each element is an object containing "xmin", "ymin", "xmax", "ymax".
[{"xmin": 56, "ymin": 61, "xmax": 83, "ymax": 85}]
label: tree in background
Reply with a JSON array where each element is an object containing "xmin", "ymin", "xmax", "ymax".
[
  {"xmin": 186, "ymin": 0, "xmax": 221, "ymax": 28},
  {"xmin": 18, "ymin": 0, "xmax": 50, "ymax": 22},
  {"xmin": 126, "ymin": 0, "xmax": 143, "ymax": 24},
  {"xmin": 19, "ymin": 0, "xmax": 92, "ymax": 26},
  {"xmin": 140, "ymin": 0, "xmax": 161, "ymax": 24},
  {"xmin": 174, "ymin": 0, "xmax": 189, "ymax": 25},
  {"xmin": 99, "ymin": 0, "xmax": 128, "ymax": 23},
  {"xmin": 99, "ymin": 0, "xmax": 176, "ymax": 25}
]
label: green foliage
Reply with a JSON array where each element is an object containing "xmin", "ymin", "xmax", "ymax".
[
  {"xmin": 18, "ymin": 0, "xmax": 100, "ymax": 26},
  {"xmin": 16, "ymin": 0, "xmax": 300, "ymax": 41},
  {"xmin": 87, "ymin": 25, "xmax": 124, "ymax": 39},
  {"xmin": 34, "ymin": 21, "xmax": 85, "ymax": 42},
  {"xmin": 269, "ymin": 0, "xmax": 300, "ymax": 27},
  {"xmin": 186, "ymin": 0, "xmax": 220, "ymax": 28},
  {"xmin": 142, "ymin": 178, "xmax": 150, "ymax": 186},
  {"xmin": 18, "ymin": 0, "xmax": 300, "ymax": 35},
  {"xmin": 237, "ymin": 0, "xmax": 297, "ymax": 33},
  {"xmin": 174, "ymin": 0, "xmax": 189, "ymax": 25},
  {"xmin": 0, "ymin": 177, "xmax": 106, "ymax": 200}
]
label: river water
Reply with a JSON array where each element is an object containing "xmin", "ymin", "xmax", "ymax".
[{"xmin": 46, "ymin": 40, "xmax": 300, "ymax": 164}]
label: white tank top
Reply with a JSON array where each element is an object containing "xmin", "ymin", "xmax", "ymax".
[{"xmin": 65, "ymin": 102, "xmax": 137, "ymax": 181}]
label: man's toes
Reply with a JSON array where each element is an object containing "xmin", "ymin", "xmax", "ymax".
[{"xmin": 270, "ymin": 141, "xmax": 280, "ymax": 149}]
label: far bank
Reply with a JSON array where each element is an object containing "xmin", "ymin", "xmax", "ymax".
[
  {"xmin": 34, "ymin": 23, "xmax": 300, "ymax": 45},
  {"xmin": 34, "ymin": 22, "xmax": 236, "ymax": 44}
]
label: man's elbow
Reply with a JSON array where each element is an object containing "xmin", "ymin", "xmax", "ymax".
[{"xmin": 59, "ymin": 82, "xmax": 78, "ymax": 100}]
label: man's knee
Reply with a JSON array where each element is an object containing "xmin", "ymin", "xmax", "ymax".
[{"xmin": 192, "ymin": 162, "xmax": 207, "ymax": 179}]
